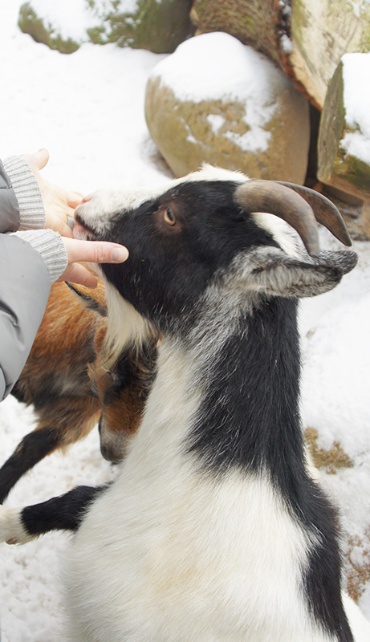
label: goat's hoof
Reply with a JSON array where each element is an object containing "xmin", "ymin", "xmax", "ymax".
[{"xmin": 0, "ymin": 505, "xmax": 28, "ymax": 545}]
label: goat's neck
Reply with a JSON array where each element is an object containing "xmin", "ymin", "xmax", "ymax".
[
  {"xmin": 187, "ymin": 296, "xmax": 303, "ymax": 474},
  {"xmin": 151, "ymin": 297, "xmax": 305, "ymax": 492}
]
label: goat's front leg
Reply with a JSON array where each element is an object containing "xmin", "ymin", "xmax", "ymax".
[{"xmin": 0, "ymin": 485, "xmax": 107, "ymax": 544}]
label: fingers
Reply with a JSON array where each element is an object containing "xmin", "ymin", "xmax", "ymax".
[
  {"xmin": 67, "ymin": 192, "xmax": 84, "ymax": 208},
  {"xmin": 58, "ymin": 238, "xmax": 129, "ymax": 287},
  {"xmin": 23, "ymin": 150, "xmax": 83, "ymax": 230},
  {"xmin": 62, "ymin": 237, "xmax": 129, "ymax": 265},
  {"xmin": 89, "ymin": 242, "xmax": 130, "ymax": 264},
  {"xmin": 59, "ymin": 220, "xmax": 74, "ymax": 239},
  {"xmin": 57, "ymin": 263, "xmax": 98, "ymax": 288},
  {"xmin": 30, "ymin": 148, "xmax": 49, "ymax": 171}
]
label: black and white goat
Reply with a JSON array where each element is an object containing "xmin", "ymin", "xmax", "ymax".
[{"xmin": 1, "ymin": 166, "xmax": 369, "ymax": 641}]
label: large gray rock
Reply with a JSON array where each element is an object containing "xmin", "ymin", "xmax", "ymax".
[
  {"xmin": 145, "ymin": 32, "xmax": 310, "ymax": 182},
  {"xmin": 18, "ymin": 0, "xmax": 194, "ymax": 54}
]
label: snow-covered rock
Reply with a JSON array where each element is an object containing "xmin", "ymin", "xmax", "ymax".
[
  {"xmin": 18, "ymin": 0, "xmax": 193, "ymax": 54},
  {"xmin": 145, "ymin": 32, "xmax": 310, "ymax": 181}
]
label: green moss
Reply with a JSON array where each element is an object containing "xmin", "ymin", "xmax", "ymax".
[
  {"xmin": 335, "ymin": 144, "xmax": 370, "ymax": 194},
  {"xmin": 108, "ymin": 0, "xmax": 194, "ymax": 54},
  {"xmin": 18, "ymin": 3, "xmax": 80, "ymax": 54},
  {"xmin": 86, "ymin": 25, "xmax": 109, "ymax": 45},
  {"xmin": 88, "ymin": 0, "xmax": 194, "ymax": 53}
]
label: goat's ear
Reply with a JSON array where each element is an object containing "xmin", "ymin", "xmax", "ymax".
[
  {"xmin": 240, "ymin": 247, "xmax": 357, "ymax": 299},
  {"xmin": 66, "ymin": 282, "xmax": 107, "ymax": 316}
]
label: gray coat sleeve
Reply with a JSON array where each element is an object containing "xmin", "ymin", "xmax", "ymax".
[
  {"xmin": 0, "ymin": 161, "xmax": 50, "ymax": 400},
  {"xmin": 0, "ymin": 159, "xmax": 21, "ymax": 232}
]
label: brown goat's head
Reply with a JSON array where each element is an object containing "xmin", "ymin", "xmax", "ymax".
[{"xmin": 70, "ymin": 283, "xmax": 158, "ymax": 463}]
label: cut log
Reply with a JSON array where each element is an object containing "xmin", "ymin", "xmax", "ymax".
[
  {"xmin": 288, "ymin": 0, "xmax": 370, "ymax": 108},
  {"xmin": 190, "ymin": 0, "xmax": 292, "ymax": 66},
  {"xmin": 318, "ymin": 54, "xmax": 370, "ymax": 202},
  {"xmin": 191, "ymin": 0, "xmax": 370, "ymax": 110}
]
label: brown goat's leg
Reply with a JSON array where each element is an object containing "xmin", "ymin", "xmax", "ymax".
[{"xmin": 0, "ymin": 427, "xmax": 61, "ymax": 503}]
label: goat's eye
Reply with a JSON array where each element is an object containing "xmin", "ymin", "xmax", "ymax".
[{"xmin": 163, "ymin": 207, "xmax": 176, "ymax": 226}]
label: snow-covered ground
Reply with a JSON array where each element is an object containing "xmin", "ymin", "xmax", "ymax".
[{"xmin": 0, "ymin": 1, "xmax": 369, "ymax": 640}]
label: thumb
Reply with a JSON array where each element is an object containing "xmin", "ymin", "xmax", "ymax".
[
  {"xmin": 33, "ymin": 148, "xmax": 49, "ymax": 170},
  {"xmin": 57, "ymin": 263, "xmax": 98, "ymax": 288}
]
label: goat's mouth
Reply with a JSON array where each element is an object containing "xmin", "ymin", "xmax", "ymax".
[{"xmin": 72, "ymin": 218, "xmax": 98, "ymax": 242}]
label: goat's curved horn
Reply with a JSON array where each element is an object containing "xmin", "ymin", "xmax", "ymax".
[
  {"xmin": 234, "ymin": 180, "xmax": 320, "ymax": 256},
  {"xmin": 277, "ymin": 182, "xmax": 351, "ymax": 247}
]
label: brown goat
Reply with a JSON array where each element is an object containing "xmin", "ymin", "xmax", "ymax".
[{"xmin": 0, "ymin": 281, "xmax": 158, "ymax": 504}]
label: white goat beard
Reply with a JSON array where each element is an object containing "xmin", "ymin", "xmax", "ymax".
[{"xmin": 103, "ymin": 284, "xmax": 153, "ymax": 369}]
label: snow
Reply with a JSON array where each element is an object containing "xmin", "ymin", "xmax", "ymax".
[
  {"xmin": 0, "ymin": 1, "xmax": 370, "ymax": 640},
  {"xmin": 21, "ymin": 0, "xmax": 142, "ymax": 43},
  {"xmin": 300, "ymin": 237, "xmax": 370, "ymax": 535},
  {"xmin": 349, "ymin": 0, "xmax": 370, "ymax": 19},
  {"xmin": 0, "ymin": 3, "xmax": 168, "ymax": 194},
  {"xmin": 207, "ymin": 114, "xmax": 225, "ymax": 135},
  {"xmin": 92, "ymin": 0, "xmax": 140, "ymax": 16},
  {"xmin": 24, "ymin": 0, "xmax": 96, "ymax": 42},
  {"xmin": 342, "ymin": 53, "xmax": 370, "ymax": 164},
  {"xmin": 280, "ymin": 33, "xmax": 293, "ymax": 53}
]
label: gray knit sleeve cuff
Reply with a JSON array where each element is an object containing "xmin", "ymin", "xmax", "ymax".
[
  {"xmin": 3, "ymin": 156, "xmax": 45, "ymax": 229},
  {"xmin": 13, "ymin": 230, "xmax": 68, "ymax": 284}
]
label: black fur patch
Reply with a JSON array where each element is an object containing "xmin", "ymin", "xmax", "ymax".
[
  {"xmin": 100, "ymin": 181, "xmax": 278, "ymax": 333},
  {"xmin": 21, "ymin": 485, "xmax": 108, "ymax": 535}
]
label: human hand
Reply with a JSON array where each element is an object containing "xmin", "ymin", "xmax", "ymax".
[
  {"xmin": 58, "ymin": 237, "xmax": 129, "ymax": 288},
  {"xmin": 23, "ymin": 148, "xmax": 82, "ymax": 238}
]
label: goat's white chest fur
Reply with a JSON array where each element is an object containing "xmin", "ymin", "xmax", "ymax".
[{"xmin": 64, "ymin": 341, "xmax": 333, "ymax": 642}]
